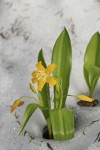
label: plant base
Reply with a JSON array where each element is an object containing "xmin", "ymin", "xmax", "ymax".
[
  {"xmin": 77, "ymin": 99, "xmax": 99, "ymax": 107},
  {"xmin": 43, "ymin": 126, "xmax": 53, "ymax": 140}
]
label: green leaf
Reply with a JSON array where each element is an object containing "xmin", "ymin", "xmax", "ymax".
[
  {"xmin": 20, "ymin": 103, "xmax": 39, "ymax": 134},
  {"xmin": 20, "ymin": 103, "xmax": 50, "ymax": 134},
  {"xmin": 38, "ymin": 49, "xmax": 50, "ymax": 108},
  {"xmin": 88, "ymin": 66, "xmax": 100, "ymax": 95},
  {"xmin": 84, "ymin": 32, "xmax": 100, "ymax": 96},
  {"xmin": 50, "ymin": 108, "xmax": 74, "ymax": 141},
  {"xmin": 52, "ymin": 28, "xmax": 72, "ymax": 108}
]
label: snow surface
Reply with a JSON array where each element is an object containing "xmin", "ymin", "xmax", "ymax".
[{"xmin": 0, "ymin": 0, "xmax": 100, "ymax": 149}]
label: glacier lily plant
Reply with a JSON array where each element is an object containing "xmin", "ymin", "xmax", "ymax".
[
  {"xmin": 11, "ymin": 28, "xmax": 94, "ymax": 141},
  {"xmin": 84, "ymin": 32, "xmax": 100, "ymax": 98}
]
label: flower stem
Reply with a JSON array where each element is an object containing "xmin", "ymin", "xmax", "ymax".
[
  {"xmin": 19, "ymin": 96, "xmax": 39, "ymax": 103},
  {"xmin": 67, "ymin": 94, "xmax": 76, "ymax": 98},
  {"xmin": 47, "ymin": 118, "xmax": 52, "ymax": 139}
]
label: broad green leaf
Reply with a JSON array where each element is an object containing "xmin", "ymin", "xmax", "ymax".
[
  {"xmin": 50, "ymin": 108, "xmax": 74, "ymax": 140},
  {"xmin": 38, "ymin": 49, "xmax": 50, "ymax": 108},
  {"xmin": 20, "ymin": 103, "xmax": 50, "ymax": 134},
  {"xmin": 84, "ymin": 32, "xmax": 100, "ymax": 96},
  {"xmin": 52, "ymin": 28, "xmax": 72, "ymax": 108},
  {"xmin": 20, "ymin": 103, "xmax": 39, "ymax": 134},
  {"xmin": 88, "ymin": 66, "xmax": 100, "ymax": 95}
]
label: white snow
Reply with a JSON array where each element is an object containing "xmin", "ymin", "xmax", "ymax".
[{"xmin": 0, "ymin": 0, "xmax": 100, "ymax": 149}]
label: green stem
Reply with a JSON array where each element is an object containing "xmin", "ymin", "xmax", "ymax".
[
  {"xmin": 67, "ymin": 94, "xmax": 75, "ymax": 97},
  {"xmin": 54, "ymin": 78, "xmax": 63, "ymax": 109},
  {"xmin": 57, "ymin": 78, "xmax": 63, "ymax": 108},
  {"xmin": 19, "ymin": 96, "xmax": 39, "ymax": 103},
  {"xmin": 58, "ymin": 86, "xmax": 63, "ymax": 108},
  {"xmin": 47, "ymin": 118, "xmax": 52, "ymax": 139}
]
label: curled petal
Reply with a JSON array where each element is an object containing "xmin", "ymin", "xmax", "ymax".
[
  {"xmin": 18, "ymin": 101, "xmax": 24, "ymax": 106},
  {"xmin": 38, "ymin": 79, "xmax": 46, "ymax": 91},
  {"xmin": 11, "ymin": 99, "xmax": 24, "ymax": 113},
  {"xmin": 36, "ymin": 61, "xmax": 45, "ymax": 71},
  {"xmin": 47, "ymin": 76, "xmax": 57, "ymax": 86},
  {"xmin": 45, "ymin": 64, "xmax": 56, "ymax": 74}
]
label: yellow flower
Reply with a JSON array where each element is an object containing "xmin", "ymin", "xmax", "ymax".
[
  {"xmin": 32, "ymin": 61, "xmax": 57, "ymax": 91},
  {"xmin": 76, "ymin": 95, "xmax": 94, "ymax": 102}
]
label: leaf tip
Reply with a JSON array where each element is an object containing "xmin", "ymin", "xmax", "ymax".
[
  {"xmin": 96, "ymin": 31, "xmax": 99, "ymax": 34},
  {"xmin": 63, "ymin": 27, "xmax": 67, "ymax": 33},
  {"xmin": 40, "ymin": 48, "xmax": 43, "ymax": 53}
]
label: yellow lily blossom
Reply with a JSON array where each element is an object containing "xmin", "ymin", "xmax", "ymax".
[
  {"xmin": 76, "ymin": 95, "xmax": 94, "ymax": 102},
  {"xmin": 32, "ymin": 61, "xmax": 57, "ymax": 91}
]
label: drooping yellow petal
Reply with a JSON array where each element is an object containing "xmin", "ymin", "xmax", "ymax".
[
  {"xmin": 38, "ymin": 79, "xmax": 46, "ymax": 91},
  {"xmin": 11, "ymin": 99, "xmax": 24, "ymax": 113},
  {"xmin": 32, "ymin": 77, "xmax": 38, "ymax": 83},
  {"xmin": 29, "ymin": 83, "xmax": 37, "ymax": 94},
  {"xmin": 76, "ymin": 95, "xmax": 94, "ymax": 102},
  {"xmin": 45, "ymin": 64, "xmax": 56, "ymax": 74},
  {"xmin": 36, "ymin": 61, "xmax": 45, "ymax": 71},
  {"xmin": 47, "ymin": 76, "xmax": 57, "ymax": 86}
]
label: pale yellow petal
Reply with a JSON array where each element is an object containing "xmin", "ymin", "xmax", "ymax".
[
  {"xmin": 11, "ymin": 99, "xmax": 24, "ymax": 113},
  {"xmin": 76, "ymin": 95, "xmax": 94, "ymax": 102},
  {"xmin": 38, "ymin": 79, "xmax": 46, "ymax": 91},
  {"xmin": 45, "ymin": 64, "xmax": 56, "ymax": 74},
  {"xmin": 47, "ymin": 76, "xmax": 57, "ymax": 86},
  {"xmin": 32, "ymin": 77, "xmax": 38, "ymax": 83},
  {"xmin": 36, "ymin": 61, "xmax": 45, "ymax": 71}
]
